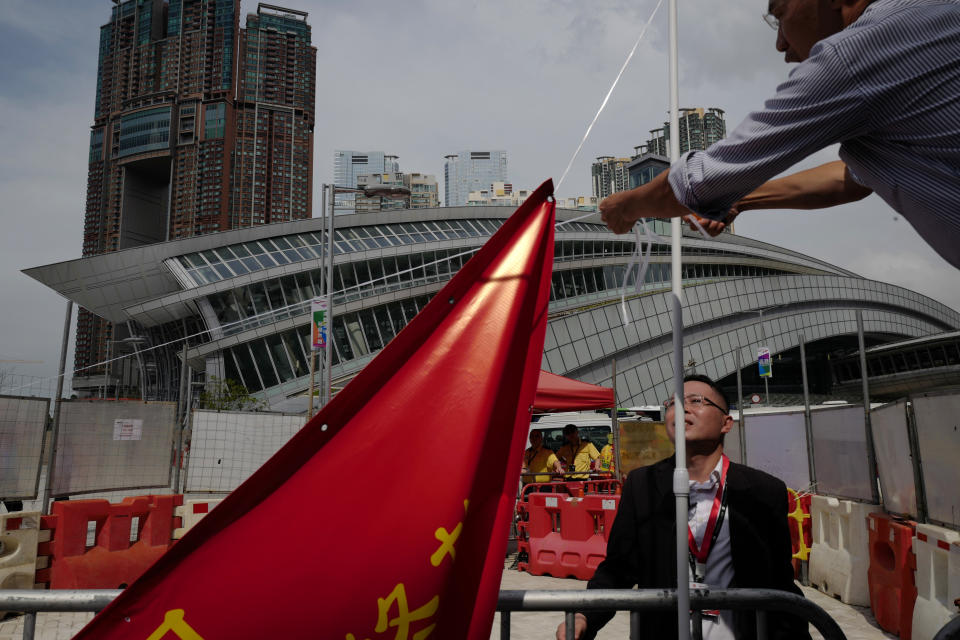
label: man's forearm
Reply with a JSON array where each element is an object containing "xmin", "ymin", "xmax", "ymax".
[
  {"xmin": 736, "ymin": 160, "xmax": 872, "ymax": 212},
  {"xmin": 599, "ymin": 170, "xmax": 694, "ymax": 233}
]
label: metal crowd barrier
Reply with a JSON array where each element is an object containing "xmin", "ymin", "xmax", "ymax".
[
  {"xmin": 2, "ymin": 588, "xmax": 957, "ymax": 639},
  {"xmin": 0, "ymin": 590, "xmax": 120, "ymax": 640},
  {"xmin": 496, "ymin": 588, "xmax": 847, "ymax": 640},
  {"xmin": 934, "ymin": 615, "xmax": 960, "ymax": 640}
]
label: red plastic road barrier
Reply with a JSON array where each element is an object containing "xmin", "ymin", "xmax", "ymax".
[
  {"xmin": 39, "ymin": 495, "xmax": 183, "ymax": 590},
  {"xmin": 583, "ymin": 479, "xmax": 622, "ymax": 495},
  {"xmin": 867, "ymin": 512, "xmax": 917, "ymax": 639},
  {"xmin": 519, "ymin": 493, "xmax": 619, "ymax": 580}
]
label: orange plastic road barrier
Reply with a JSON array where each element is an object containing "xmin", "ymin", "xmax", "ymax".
[
  {"xmin": 867, "ymin": 513, "xmax": 917, "ymax": 639},
  {"xmin": 787, "ymin": 488, "xmax": 813, "ymax": 562},
  {"xmin": 36, "ymin": 494, "xmax": 183, "ymax": 590}
]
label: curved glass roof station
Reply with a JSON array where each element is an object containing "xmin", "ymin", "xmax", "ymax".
[{"xmin": 24, "ymin": 206, "xmax": 960, "ymax": 411}]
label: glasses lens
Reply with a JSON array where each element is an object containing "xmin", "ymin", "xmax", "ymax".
[
  {"xmin": 686, "ymin": 395, "xmax": 704, "ymax": 406},
  {"xmin": 763, "ymin": 13, "xmax": 779, "ymax": 30}
]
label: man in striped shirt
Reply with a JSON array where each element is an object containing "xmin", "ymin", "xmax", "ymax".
[{"xmin": 600, "ymin": 0, "xmax": 960, "ymax": 270}]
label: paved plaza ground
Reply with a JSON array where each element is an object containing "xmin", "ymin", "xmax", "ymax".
[
  {"xmin": 0, "ymin": 564, "xmax": 896, "ymax": 640},
  {"xmin": 493, "ymin": 563, "xmax": 896, "ymax": 640}
]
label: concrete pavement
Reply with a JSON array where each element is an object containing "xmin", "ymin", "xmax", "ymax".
[{"xmin": 0, "ymin": 568, "xmax": 898, "ymax": 640}]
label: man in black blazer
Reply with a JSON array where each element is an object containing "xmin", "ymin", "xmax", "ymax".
[{"xmin": 557, "ymin": 374, "xmax": 811, "ymax": 639}]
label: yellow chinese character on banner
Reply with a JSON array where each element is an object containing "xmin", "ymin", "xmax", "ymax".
[
  {"xmin": 374, "ymin": 583, "xmax": 438, "ymax": 640},
  {"xmin": 431, "ymin": 500, "xmax": 469, "ymax": 567},
  {"xmin": 145, "ymin": 609, "xmax": 205, "ymax": 640}
]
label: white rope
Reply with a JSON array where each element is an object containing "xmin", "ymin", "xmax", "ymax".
[
  {"xmin": 619, "ymin": 220, "xmax": 665, "ymax": 324},
  {"xmin": 555, "ymin": 0, "xmax": 664, "ymax": 192}
]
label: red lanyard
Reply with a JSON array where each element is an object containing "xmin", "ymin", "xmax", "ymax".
[{"xmin": 687, "ymin": 455, "xmax": 730, "ymax": 565}]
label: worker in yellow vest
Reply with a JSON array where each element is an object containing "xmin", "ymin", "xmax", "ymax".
[{"xmin": 557, "ymin": 424, "xmax": 600, "ymax": 480}]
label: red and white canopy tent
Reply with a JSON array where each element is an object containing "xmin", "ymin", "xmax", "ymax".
[{"xmin": 534, "ymin": 370, "xmax": 614, "ymax": 412}]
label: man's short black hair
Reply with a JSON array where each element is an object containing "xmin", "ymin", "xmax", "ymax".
[
  {"xmin": 683, "ymin": 374, "xmax": 730, "ymax": 413},
  {"xmin": 562, "ymin": 424, "xmax": 578, "ymax": 435}
]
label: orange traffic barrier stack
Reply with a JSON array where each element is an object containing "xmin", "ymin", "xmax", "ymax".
[
  {"xmin": 39, "ymin": 494, "xmax": 183, "ymax": 590},
  {"xmin": 867, "ymin": 512, "xmax": 917, "ymax": 639},
  {"xmin": 518, "ymin": 492, "xmax": 619, "ymax": 580}
]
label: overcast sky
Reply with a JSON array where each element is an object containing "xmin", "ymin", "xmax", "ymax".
[{"xmin": 1, "ymin": 0, "xmax": 958, "ymax": 391}]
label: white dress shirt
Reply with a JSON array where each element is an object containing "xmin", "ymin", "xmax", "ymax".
[{"xmin": 688, "ymin": 456, "xmax": 735, "ymax": 640}]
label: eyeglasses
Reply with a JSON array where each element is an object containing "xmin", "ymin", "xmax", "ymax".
[
  {"xmin": 762, "ymin": 12, "xmax": 780, "ymax": 30},
  {"xmin": 663, "ymin": 394, "xmax": 728, "ymax": 414}
]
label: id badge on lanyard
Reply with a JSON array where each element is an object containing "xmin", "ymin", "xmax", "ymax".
[{"xmin": 687, "ymin": 455, "xmax": 729, "ymax": 620}]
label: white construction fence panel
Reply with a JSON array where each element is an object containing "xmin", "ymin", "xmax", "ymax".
[
  {"xmin": 912, "ymin": 390, "xmax": 960, "ymax": 528},
  {"xmin": 186, "ymin": 410, "xmax": 305, "ymax": 493},
  {"xmin": 724, "ymin": 419, "xmax": 742, "ymax": 465},
  {"xmin": 52, "ymin": 400, "xmax": 176, "ymax": 496},
  {"xmin": 0, "ymin": 396, "xmax": 49, "ymax": 499},
  {"xmin": 742, "ymin": 410, "xmax": 810, "ymax": 491},
  {"xmin": 810, "ymin": 405, "xmax": 875, "ymax": 502},
  {"xmin": 870, "ymin": 399, "xmax": 918, "ymax": 519}
]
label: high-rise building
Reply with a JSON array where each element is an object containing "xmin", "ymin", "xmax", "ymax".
[
  {"xmin": 76, "ymin": 0, "xmax": 316, "ymax": 396},
  {"xmin": 626, "ymin": 153, "xmax": 670, "ymax": 189},
  {"xmin": 333, "ymin": 151, "xmax": 399, "ymax": 209},
  {"xmin": 403, "ymin": 173, "xmax": 439, "ymax": 209},
  {"xmin": 353, "ymin": 172, "xmax": 439, "ymax": 212},
  {"xmin": 355, "ymin": 172, "xmax": 408, "ymax": 213},
  {"xmin": 642, "ymin": 107, "xmax": 727, "ymax": 156},
  {"xmin": 591, "ymin": 156, "xmax": 632, "ymax": 199},
  {"xmin": 443, "ymin": 151, "xmax": 508, "ymax": 207}
]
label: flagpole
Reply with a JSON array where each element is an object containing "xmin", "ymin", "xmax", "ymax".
[{"xmin": 668, "ymin": 0, "xmax": 690, "ymax": 638}]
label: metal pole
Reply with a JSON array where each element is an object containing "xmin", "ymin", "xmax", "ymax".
[
  {"xmin": 856, "ymin": 311, "xmax": 880, "ymax": 504},
  {"xmin": 759, "ymin": 310, "xmax": 769, "ymax": 404},
  {"xmin": 668, "ymin": 1, "xmax": 689, "ymax": 638},
  {"xmin": 319, "ymin": 183, "xmax": 327, "ymax": 407},
  {"xmin": 173, "ymin": 342, "xmax": 189, "ymax": 493},
  {"xmin": 23, "ymin": 612, "xmax": 36, "ymax": 640},
  {"xmin": 611, "ymin": 358, "xmax": 623, "ymax": 481},
  {"xmin": 180, "ymin": 382, "xmax": 195, "ymax": 494},
  {"xmin": 905, "ymin": 401, "xmax": 929, "ymax": 522},
  {"xmin": 307, "ymin": 347, "xmax": 316, "ymax": 418},
  {"xmin": 325, "ymin": 184, "xmax": 335, "ymax": 406},
  {"xmin": 735, "ymin": 345, "xmax": 746, "ymax": 466},
  {"xmin": 41, "ymin": 300, "xmax": 72, "ymax": 515},
  {"xmin": 799, "ymin": 333, "xmax": 816, "ymax": 489}
]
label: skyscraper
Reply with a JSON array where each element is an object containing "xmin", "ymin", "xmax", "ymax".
[
  {"xmin": 333, "ymin": 151, "xmax": 399, "ymax": 209},
  {"xmin": 591, "ymin": 156, "xmax": 632, "ymax": 200},
  {"xmin": 76, "ymin": 0, "xmax": 316, "ymax": 396},
  {"xmin": 642, "ymin": 107, "xmax": 727, "ymax": 156},
  {"xmin": 443, "ymin": 151, "xmax": 508, "ymax": 207}
]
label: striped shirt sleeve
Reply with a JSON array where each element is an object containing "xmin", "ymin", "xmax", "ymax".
[{"xmin": 668, "ymin": 41, "xmax": 871, "ymax": 220}]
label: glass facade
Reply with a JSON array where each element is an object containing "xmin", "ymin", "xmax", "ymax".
[
  {"xmin": 173, "ymin": 219, "xmax": 695, "ymax": 287},
  {"xmin": 118, "ymin": 106, "xmax": 171, "ymax": 158},
  {"xmin": 207, "ymin": 247, "xmax": 479, "ymax": 336},
  {"xmin": 222, "ymin": 295, "xmax": 432, "ymax": 393},
  {"xmin": 89, "ymin": 128, "xmax": 104, "ymax": 163},
  {"xmin": 204, "ymin": 103, "xmax": 226, "ymax": 140},
  {"xmin": 215, "ymin": 259, "xmax": 790, "ymax": 394}
]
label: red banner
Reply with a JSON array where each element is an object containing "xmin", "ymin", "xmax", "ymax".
[{"xmin": 75, "ymin": 180, "xmax": 557, "ymax": 639}]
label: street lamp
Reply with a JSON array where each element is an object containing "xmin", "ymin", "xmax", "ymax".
[{"xmin": 311, "ymin": 183, "xmax": 412, "ymax": 413}]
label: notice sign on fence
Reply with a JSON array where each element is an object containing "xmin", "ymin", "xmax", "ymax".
[
  {"xmin": 113, "ymin": 419, "xmax": 143, "ymax": 441},
  {"xmin": 758, "ymin": 347, "xmax": 772, "ymax": 378},
  {"xmin": 311, "ymin": 297, "xmax": 328, "ymax": 349}
]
